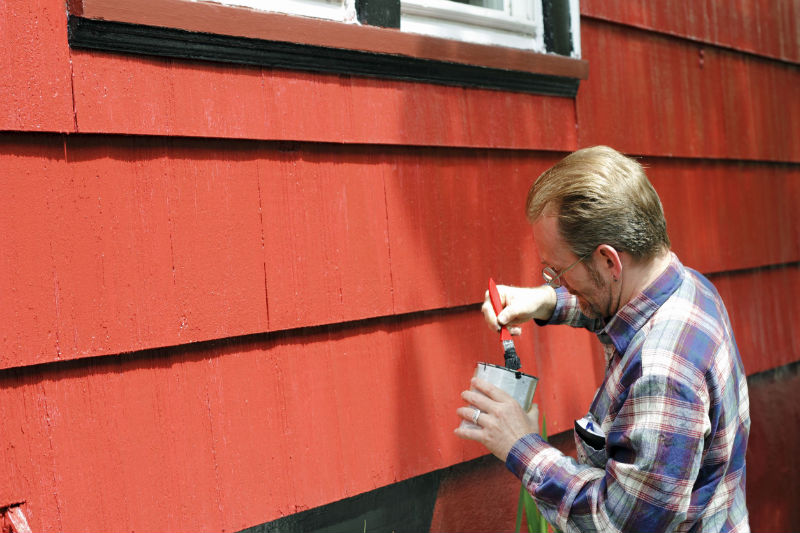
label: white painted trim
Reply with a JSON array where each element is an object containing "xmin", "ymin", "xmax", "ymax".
[
  {"xmin": 401, "ymin": 0, "xmax": 534, "ymax": 33},
  {"xmin": 194, "ymin": 0, "xmax": 357, "ymax": 22},
  {"xmin": 568, "ymin": 0, "xmax": 581, "ymax": 58},
  {"xmin": 401, "ymin": 0, "xmax": 545, "ymax": 52},
  {"xmin": 193, "ymin": 0, "xmax": 577, "ymax": 57}
]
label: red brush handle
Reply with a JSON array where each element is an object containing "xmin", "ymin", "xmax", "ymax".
[{"xmin": 488, "ymin": 278, "xmax": 512, "ymax": 341}]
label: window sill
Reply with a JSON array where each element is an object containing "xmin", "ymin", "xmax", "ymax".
[{"xmin": 68, "ymin": 0, "xmax": 588, "ymax": 97}]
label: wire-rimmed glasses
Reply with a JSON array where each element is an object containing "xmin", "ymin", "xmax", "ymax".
[{"xmin": 542, "ymin": 253, "xmax": 590, "ymax": 288}]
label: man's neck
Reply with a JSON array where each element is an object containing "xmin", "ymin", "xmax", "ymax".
[{"xmin": 619, "ymin": 249, "xmax": 673, "ymax": 307}]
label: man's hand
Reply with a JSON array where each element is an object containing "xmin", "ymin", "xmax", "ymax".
[
  {"xmin": 454, "ymin": 378, "xmax": 540, "ymax": 461},
  {"xmin": 481, "ymin": 284, "xmax": 557, "ymax": 335}
]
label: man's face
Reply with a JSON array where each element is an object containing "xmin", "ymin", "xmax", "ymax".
[{"xmin": 532, "ymin": 214, "xmax": 613, "ymax": 319}]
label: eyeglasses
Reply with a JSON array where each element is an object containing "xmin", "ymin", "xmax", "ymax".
[{"xmin": 542, "ymin": 253, "xmax": 590, "ymax": 288}]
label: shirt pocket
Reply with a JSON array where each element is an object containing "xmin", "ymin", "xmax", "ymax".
[{"xmin": 574, "ymin": 420, "xmax": 608, "ymax": 468}]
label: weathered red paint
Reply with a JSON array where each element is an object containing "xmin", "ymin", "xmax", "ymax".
[
  {"xmin": 69, "ymin": 50, "xmax": 578, "ymax": 149},
  {"xmin": 712, "ymin": 265, "xmax": 800, "ymax": 376},
  {"xmin": 3, "ymin": 137, "xmax": 799, "ymax": 372},
  {"xmin": 1, "ymin": 0, "xmax": 798, "ymax": 530},
  {"xmin": 384, "ymin": 149, "xmax": 555, "ymax": 314},
  {"xmin": 746, "ymin": 366, "xmax": 800, "ymax": 531},
  {"xmin": 0, "ymin": 0, "xmax": 74, "ymax": 132},
  {"xmin": 0, "ymin": 135, "xmax": 268, "ymax": 369},
  {"xmin": 577, "ymin": 19, "xmax": 800, "ymax": 162},
  {"xmin": 648, "ymin": 158, "xmax": 800, "ymax": 273},
  {"xmin": 259, "ymin": 149, "xmax": 394, "ymax": 330},
  {"xmin": 582, "ymin": 0, "xmax": 800, "ymax": 63},
  {"xmin": 430, "ymin": 433, "xmax": 577, "ymax": 533},
  {"xmin": 0, "ymin": 309, "xmax": 552, "ymax": 531}
]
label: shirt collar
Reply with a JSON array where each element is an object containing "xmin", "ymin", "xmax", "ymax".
[{"xmin": 599, "ymin": 252, "xmax": 684, "ymax": 355}]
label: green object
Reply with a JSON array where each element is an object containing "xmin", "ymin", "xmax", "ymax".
[{"xmin": 514, "ymin": 413, "xmax": 550, "ymax": 533}]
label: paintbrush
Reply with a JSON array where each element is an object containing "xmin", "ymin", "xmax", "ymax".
[{"xmin": 488, "ymin": 278, "xmax": 521, "ymax": 370}]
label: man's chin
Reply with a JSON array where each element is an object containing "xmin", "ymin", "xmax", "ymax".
[{"xmin": 577, "ymin": 298, "xmax": 601, "ymax": 319}]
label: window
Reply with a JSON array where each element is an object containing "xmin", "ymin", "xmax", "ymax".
[
  {"xmin": 190, "ymin": 0, "xmax": 578, "ymax": 56},
  {"xmin": 68, "ymin": 0, "xmax": 587, "ymax": 96},
  {"xmin": 401, "ymin": 0, "xmax": 544, "ymax": 52}
]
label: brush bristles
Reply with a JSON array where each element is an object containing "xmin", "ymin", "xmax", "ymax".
[{"xmin": 503, "ymin": 341, "xmax": 521, "ymax": 370}]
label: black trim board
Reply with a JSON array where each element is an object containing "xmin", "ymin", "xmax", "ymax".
[
  {"xmin": 240, "ymin": 467, "xmax": 442, "ymax": 533},
  {"xmin": 237, "ymin": 430, "xmax": 576, "ymax": 533},
  {"xmin": 67, "ymin": 16, "xmax": 580, "ymax": 97}
]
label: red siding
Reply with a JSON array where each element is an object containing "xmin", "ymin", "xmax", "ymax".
[
  {"xmin": 1, "ymin": 0, "xmax": 799, "ymax": 530},
  {"xmin": 6, "ymin": 140, "xmax": 797, "ymax": 370},
  {"xmin": 0, "ymin": 311, "xmax": 506, "ymax": 531},
  {"xmin": 0, "ymin": 0, "xmax": 74, "ymax": 132},
  {"xmin": 578, "ymin": 19, "xmax": 800, "ymax": 162},
  {"xmin": 746, "ymin": 365, "xmax": 800, "ymax": 529},
  {"xmin": 650, "ymin": 159, "xmax": 800, "ymax": 272},
  {"xmin": 582, "ymin": 0, "xmax": 800, "ymax": 63},
  {"xmin": 70, "ymin": 50, "xmax": 578, "ymax": 150}
]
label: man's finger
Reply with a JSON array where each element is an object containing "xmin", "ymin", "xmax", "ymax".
[
  {"xmin": 481, "ymin": 299, "xmax": 500, "ymax": 332},
  {"xmin": 471, "ymin": 377, "xmax": 514, "ymax": 403},
  {"xmin": 456, "ymin": 405, "xmax": 485, "ymax": 423},
  {"xmin": 453, "ymin": 423, "xmax": 483, "ymax": 442},
  {"xmin": 460, "ymin": 390, "xmax": 495, "ymax": 413}
]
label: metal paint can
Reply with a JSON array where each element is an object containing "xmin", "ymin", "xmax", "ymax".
[{"xmin": 460, "ymin": 362, "xmax": 538, "ymax": 429}]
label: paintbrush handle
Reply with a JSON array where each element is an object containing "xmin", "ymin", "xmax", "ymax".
[{"xmin": 488, "ymin": 278, "xmax": 513, "ymax": 341}]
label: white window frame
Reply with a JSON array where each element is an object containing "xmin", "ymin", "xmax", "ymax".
[
  {"xmin": 196, "ymin": 0, "xmax": 579, "ymax": 57},
  {"xmin": 401, "ymin": 0, "xmax": 544, "ymax": 53},
  {"xmin": 195, "ymin": 0, "xmax": 358, "ymax": 23}
]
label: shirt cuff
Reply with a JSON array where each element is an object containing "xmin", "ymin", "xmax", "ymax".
[
  {"xmin": 533, "ymin": 286, "xmax": 571, "ymax": 326},
  {"xmin": 505, "ymin": 432, "xmax": 551, "ymax": 483}
]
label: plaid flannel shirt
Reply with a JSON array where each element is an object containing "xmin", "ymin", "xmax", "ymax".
[{"xmin": 507, "ymin": 253, "xmax": 750, "ymax": 532}]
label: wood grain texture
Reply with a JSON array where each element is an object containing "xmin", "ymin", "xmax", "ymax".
[
  {"xmin": 712, "ymin": 265, "xmax": 800, "ymax": 376},
  {"xmin": 2, "ymin": 0, "xmax": 800, "ymax": 529},
  {"xmin": 746, "ymin": 363, "xmax": 800, "ymax": 531},
  {"xmin": 0, "ymin": 310, "xmax": 566, "ymax": 532},
  {"xmin": 69, "ymin": 49, "xmax": 578, "ymax": 149},
  {"xmin": 582, "ymin": 0, "xmax": 800, "ymax": 63},
  {"xmin": 0, "ymin": 135, "xmax": 268, "ymax": 369},
  {"xmin": 258, "ymin": 148, "xmax": 394, "ymax": 330},
  {"xmin": 577, "ymin": 19, "xmax": 800, "ymax": 162},
  {"xmin": 3, "ymin": 135, "xmax": 799, "ymax": 370},
  {"xmin": 384, "ymin": 149, "xmax": 557, "ymax": 314},
  {"xmin": 648, "ymin": 158, "xmax": 800, "ymax": 274},
  {"xmin": 3, "ymin": 263, "xmax": 798, "ymax": 531},
  {"xmin": 0, "ymin": 0, "xmax": 75, "ymax": 132}
]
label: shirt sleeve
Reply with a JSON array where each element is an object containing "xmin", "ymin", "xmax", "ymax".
[
  {"xmin": 506, "ymin": 373, "xmax": 709, "ymax": 533},
  {"xmin": 536, "ymin": 286, "xmax": 604, "ymax": 332}
]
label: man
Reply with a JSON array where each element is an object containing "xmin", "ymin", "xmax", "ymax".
[{"xmin": 455, "ymin": 146, "xmax": 750, "ymax": 532}]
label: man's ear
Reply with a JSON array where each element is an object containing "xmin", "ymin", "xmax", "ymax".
[{"xmin": 596, "ymin": 244, "xmax": 623, "ymax": 281}]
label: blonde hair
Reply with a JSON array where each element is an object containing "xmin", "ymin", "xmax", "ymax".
[{"xmin": 526, "ymin": 146, "xmax": 670, "ymax": 260}]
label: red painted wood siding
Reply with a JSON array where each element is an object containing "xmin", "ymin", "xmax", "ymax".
[
  {"xmin": 578, "ymin": 19, "xmax": 800, "ymax": 162},
  {"xmin": 1, "ymin": 0, "xmax": 799, "ymax": 530},
  {"xmin": 5, "ymin": 139, "xmax": 798, "ymax": 370},
  {"xmin": 582, "ymin": 0, "xmax": 800, "ymax": 63},
  {"xmin": 70, "ymin": 50, "xmax": 578, "ymax": 150},
  {"xmin": 0, "ymin": 0, "xmax": 74, "ymax": 132}
]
